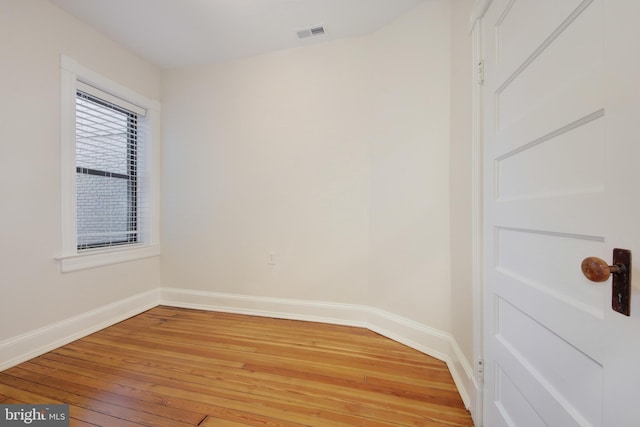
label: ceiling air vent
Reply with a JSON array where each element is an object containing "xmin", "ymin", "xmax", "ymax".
[{"xmin": 297, "ymin": 25, "xmax": 326, "ymax": 39}]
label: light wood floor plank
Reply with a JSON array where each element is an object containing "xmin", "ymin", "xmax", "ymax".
[{"xmin": 0, "ymin": 306, "xmax": 473, "ymax": 426}]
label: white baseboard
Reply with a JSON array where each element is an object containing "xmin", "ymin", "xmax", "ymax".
[
  {"xmin": 448, "ymin": 337, "xmax": 481, "ymax": 419},
  {"xmin": 0, "ymin": 289, "xmax": 160, "ymax": 371},
  {"xmin": 160, "ymin": 287, "xmax": 479, "ymax": 413},
  {"xmin": 160, "ymin": 287, "xmax": 370, "ymax": 327}
]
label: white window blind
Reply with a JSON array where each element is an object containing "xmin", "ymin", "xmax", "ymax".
[{"xmin": 75, "ymin": 84, "xmax": 147, "ymax": 250}]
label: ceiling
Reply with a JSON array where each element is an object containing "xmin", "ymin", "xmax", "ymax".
[{"xmin": 49, "ymin": 0, "xmax": 426, "ymax": 69}]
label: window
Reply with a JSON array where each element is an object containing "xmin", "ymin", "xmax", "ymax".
[
  {"xmin": 59, "ymin": 56, "xmax": 160, "ymax": 272},
  {"xmin": 76, "ymin": 86, "xmax": 141, "ymax": 250}
]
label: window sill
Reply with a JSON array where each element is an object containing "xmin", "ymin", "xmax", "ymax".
[{"xmin": 57, "ymin": 244, "xmax": 160, "ymax": 272}]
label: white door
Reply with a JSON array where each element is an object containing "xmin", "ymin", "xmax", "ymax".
[{"xmin": 481, "ymin": 0, "xmax": 640, "ymax": 425}]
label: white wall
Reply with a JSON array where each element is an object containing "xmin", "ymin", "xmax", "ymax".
[
  {"xmin": 161, "ymin": 35, "xmax": 372, "ymax": 303},
  {"xmin": 449, "ymin": 0, "xmax": 476, "ymax": 372},
  {"xmin": 368, "ymin": 0, "xmax": 453, "ymax": 332},
  {"xmin": 0, "ymin": 0, "xmax": 161, "ymax": 345},
  {"xmin": 162, "ymin": 0, "xmax": 471, "ymax": 336},
  {"xmin": 448, "ymin": 0, "xmax": 478, "ymax": 416}
]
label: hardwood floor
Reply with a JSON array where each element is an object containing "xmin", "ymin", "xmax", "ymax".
[{"xmin": 0, "ymin": 306, "xmax": 474, "ymax": 426}]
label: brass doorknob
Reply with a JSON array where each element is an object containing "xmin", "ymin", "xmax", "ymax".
[
  {"xmin": 582, "ymin": 249, "xmax": 631, "ymax": 316},
  {"xmin": 581, "ymin": 256, "xmax": 626, "ymax": 282}
]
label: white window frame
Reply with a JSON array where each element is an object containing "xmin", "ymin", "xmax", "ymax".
[{"xmin": 58, "ymin": 55, "xmax": 160, "ymax": 272}]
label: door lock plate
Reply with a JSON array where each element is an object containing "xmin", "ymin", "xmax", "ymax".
[{"xmin": 612, "ymin": 248, "xmax": 631, "ymax": 316}]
